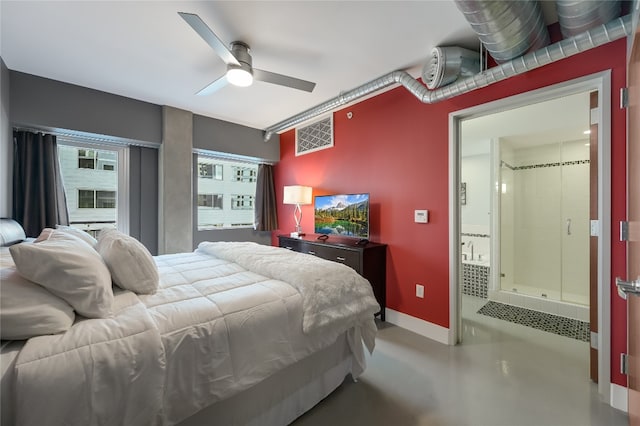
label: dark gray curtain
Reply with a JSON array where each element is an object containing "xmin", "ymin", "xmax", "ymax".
[
  {"xmin": 13, "ymin": 130, "xmax": 69, "ymax": 237},
  {"xmin": 254, "ymin": 163, "xmax": 278, "ymax": 231}
]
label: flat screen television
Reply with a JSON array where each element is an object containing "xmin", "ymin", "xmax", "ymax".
[{"xmin": 314, "ymin": 193, "xmax": 369, "ymax": 239}]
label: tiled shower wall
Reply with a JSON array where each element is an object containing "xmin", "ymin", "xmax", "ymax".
[{"xmin": 500, "ymin": 139, "xmax": 590, "ymax": 305}]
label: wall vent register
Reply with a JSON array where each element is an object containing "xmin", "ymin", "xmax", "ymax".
[{"xmin": 295, "ymin": 116, "xmax": 334, "ymax": 156}]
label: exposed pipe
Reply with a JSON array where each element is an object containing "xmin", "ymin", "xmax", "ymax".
[
  {"xmin": 454, "ymin": 0, "xmax": 550, "ymax": 63},
  {"xmin": 263, "ymin": 14, "xmax": 631, "ymax": 142},
  {"xmin": 422, "ymin": 46, "xmax": 480, "ymax": 90},
  {"xmin": 556, "ymin": 0, "xmax": 622, "ymax": 38}
]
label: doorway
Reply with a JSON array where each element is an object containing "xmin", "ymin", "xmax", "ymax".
[
  {"xmin": 462, "ymin": 93, "xmax": 591, "ymax": 309},
  {"xmin": 448, "ymin": 72, "xmax": 612, "ymax": 399}
]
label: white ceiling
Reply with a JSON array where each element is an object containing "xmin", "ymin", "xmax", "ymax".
[
  {"xmin": 0, "ymin": 0, "xmax": 486, "ymax": 131},
  {"xmin": 1, "ymin": 0, "xmax": 577, "ymax": 139},
  {"xmin": 461, "ymin": 91, "xmax": 591, "ymax": 156}
]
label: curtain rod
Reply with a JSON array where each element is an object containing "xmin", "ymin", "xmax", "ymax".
[
  {"xmin": 12, "ymin": 124, "xmax": 160, "ymax": 149},
  {"xmin": 192, "ymin": 148, "xmax": 276, "ymax": 166}
]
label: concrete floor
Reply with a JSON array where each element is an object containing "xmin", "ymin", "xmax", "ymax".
[{"xmin": 294, "ymin": 295, "xmax": 628, "ymax": 426}]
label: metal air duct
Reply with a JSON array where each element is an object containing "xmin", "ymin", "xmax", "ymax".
[
  {"xmin": 263, "ymin": 15, "xmax": 631, "ymax": 141},
  {"xmin": 422, "ymin": 46, "xmax": 481, "ymax": 90},
  {"xmin": 556, "ymin": 0, "xmax": 622, "ymax": 38},
  {"xmin": 453, "ymin": 0, "xmax": 550, "ymax": 63}
]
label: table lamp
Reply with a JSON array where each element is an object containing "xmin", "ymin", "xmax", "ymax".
[{"xmin": 283, "ymin": 185, "xmax": 312, "ymax": 238}]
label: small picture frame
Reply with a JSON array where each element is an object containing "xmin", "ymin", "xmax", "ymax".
[{"xmin": 460, "ymin": 182, "xmax": 467, "ymax": 205}]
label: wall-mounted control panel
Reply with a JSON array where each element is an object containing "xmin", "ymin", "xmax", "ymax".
[{"xmin": 414, "ymin": 210, "xmax": 429, "ymax": 223}]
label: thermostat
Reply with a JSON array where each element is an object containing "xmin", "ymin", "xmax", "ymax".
[{"xmin": 414, "ymin": 210, "xmax": 429, "ymax": 223}]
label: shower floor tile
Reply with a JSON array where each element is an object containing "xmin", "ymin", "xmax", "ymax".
[{"xmin": 477, "ymin": 301, "xmax": 590, "ymax": 342}]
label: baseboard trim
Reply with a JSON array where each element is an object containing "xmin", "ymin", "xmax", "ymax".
[
  {"xmin": 610, "ymin": 383, "xmax": 628, "ymax": 412},
  {"xmin": 385, "ymin": 309, "xmax": 449, "ymax": 344}
]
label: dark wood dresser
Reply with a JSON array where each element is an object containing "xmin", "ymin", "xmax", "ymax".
[{"xmin": 277, "ymin": 235, "xmax": 386, "ymax": 320}]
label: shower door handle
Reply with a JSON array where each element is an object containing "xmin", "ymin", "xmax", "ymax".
[
  {"xmin": 616, "ymin": 277, "xmax": 640, "ymax": 300},
  {"xmin": 566, "ymin": 219, "xmax": 571, "ymax": 236}
]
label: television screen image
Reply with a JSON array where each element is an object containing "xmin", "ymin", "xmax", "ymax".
[{"xmin": 314, "ymin": 193, "xmax": 369, "ymax": 239}]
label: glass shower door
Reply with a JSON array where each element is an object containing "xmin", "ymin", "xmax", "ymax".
[
  {"xmin": 500, "ymin": 139, "xmax": 563, "ymax": 300},
  {"xmin": 560, "ymin": 140, "xmax": 590, "ymax": 305}
]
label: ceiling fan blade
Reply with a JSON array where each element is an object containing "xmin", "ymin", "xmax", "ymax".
[
  {"xmin": 196, "ymin": 74, "xmax": 229, "ymax": 96},
  {"xmin": 253, "ymin": 69, "xmax": 316, "ymax": 92},
  {"xmin": 178, "ymin": 12, "xmax": 240, "ymax": 66}
]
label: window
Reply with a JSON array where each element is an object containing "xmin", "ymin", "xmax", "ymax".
[
  {"xmin": 96, "ymin": 190, "xmax": 116, "ymax": 208},
  {"xmin": 199, "ymin": 162, "xmax": 223, "ymax": 180},
  {"xmin": 78, "ymin": 189, "xmax": 95, "ymax": 208},
  {"xmin": 97, "ymin": 152, "xmax": 117, "ymax": 171},
  {"xmin": 58, "ymin": 142, "xmax": 128, "ymax": 235},
  {"xmin": 231, "ymin": 195, "xmax": 254, "ymax": 210},
  {"xmin": 196, "ymin": 154, "xmax": 259, "ymax": 230},
  {"xmin": 78, "ymin": 149, "xmax": 95, "ymax": 169},
  {"xmin": 77, "ymin": 149, "xmax": 116, "ymax": 171},
  {"xmin": 78, "ymin": 190, "xmax": 116, "ymax": 209},
  {"xmin": 233, "ymin": 166, "xmax": 257, "ymax": 183},
  {"xmin": 199, "ymin": 163, "xmax": 212, "ymax": 178},
  {"xmin": 198, "ymin": 194, "xmax": 223, "ymax": 209}
]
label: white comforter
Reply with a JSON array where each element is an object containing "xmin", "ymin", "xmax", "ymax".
[{"xmin": 12, "ymin": 243, "xmax": 379, "ymax": 426}]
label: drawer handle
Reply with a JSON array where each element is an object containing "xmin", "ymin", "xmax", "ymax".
[
  {"xmin": 336, "ymin": 256, "xmax": 346, "ymax": 261},
  {"xmin": 308, "ymin": 251, "xmax": 316, "ymax": 255}
]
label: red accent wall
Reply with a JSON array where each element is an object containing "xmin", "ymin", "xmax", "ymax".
[{"xmin": 273, "ymin": 39, "xmax": 628, "ymax": 386}]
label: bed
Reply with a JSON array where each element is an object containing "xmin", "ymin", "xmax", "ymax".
[{"xmin": 0, "ymin": 222, "xmax": 380, "ymax": 426}]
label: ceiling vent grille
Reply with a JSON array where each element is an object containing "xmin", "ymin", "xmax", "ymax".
[{"xmin": 295, "ymin": 115, "xmax": 333, "ymax": 156}]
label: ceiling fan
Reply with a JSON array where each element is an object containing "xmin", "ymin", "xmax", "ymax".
[{"xmin": 178, "ymin": 12, "xmax": 316, "ymax": 95}]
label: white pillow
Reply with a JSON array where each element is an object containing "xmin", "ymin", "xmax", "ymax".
[
  {"xmin": 9, "ymin": 229, "xmax": 114, "ymax": 318},
  {"xmin": 0, "ymin": 267, "xmax": 75, "ymax": 340},
  {"xmin": 96, "ymin": 229, "xmax": 159, "ymax": 294},
  {"xmin": 55, "ymin": 225, "xmax": 98, "ymax": 247}
]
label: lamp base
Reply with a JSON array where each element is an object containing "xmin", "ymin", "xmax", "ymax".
[{"xmin": 290, "ymin": 232, "xmax": 306, "ymax": 238}]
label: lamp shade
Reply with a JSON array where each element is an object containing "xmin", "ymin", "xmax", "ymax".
[{"xmin": 283, "ymin": 185, "xmax": 312, "ymax": 205}]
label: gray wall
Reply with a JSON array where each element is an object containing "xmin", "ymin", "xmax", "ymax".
[
  {"xmin": 0, "ymin": 59, "xmax": 10, "ymax": 217},
  {"xmin": 159, "ymin": 106, "xmax": 193, "ymax": 254},
  {"xmin": 130, "ymin": 146, "xmax": 159, "ymax": 255},
  {"xmin": 193, "ymin": 228, "xmax": 274, "ymax": 247},
  {"xmin": 193, "ymin": 114, "xmax": 279, "ymax": 163},
  {"xmin": 10, "ymin": 71, "xmax": 162, "ymax": 144}
]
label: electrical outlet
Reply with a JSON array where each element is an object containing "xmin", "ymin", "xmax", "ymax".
[{"xmin": 416, "ymin": 284, "xmax": 424, "ymax": 298}]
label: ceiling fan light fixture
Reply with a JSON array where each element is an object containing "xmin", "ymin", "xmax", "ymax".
[
  {"xmin": 180, "ymin": 13, "xmax": 316, "ymax": 94},
  {"xmin": 227, "ymin": 66, "xmax": 253, "ymax": 87}
]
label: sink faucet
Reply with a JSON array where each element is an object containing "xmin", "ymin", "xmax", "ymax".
[{"xmin": 467, "ymin": 241, "xmax": 474, "ymax": 261}]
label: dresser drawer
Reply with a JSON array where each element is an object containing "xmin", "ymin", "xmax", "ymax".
[
  {"xmin": 279, "ymin": 238, "xmax": 302, "ymax": 252},
  {"xmin": 277, "ymin": 235, "xmax": 387, "ymax": 321},
  {"xmin": 302, "ymin": 245, "xmax": 361, "ymax": 272}
]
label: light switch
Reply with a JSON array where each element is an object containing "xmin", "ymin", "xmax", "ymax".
[{"xmin": 414, "ymin": 210, "xmax": 428, "ymax": 223}]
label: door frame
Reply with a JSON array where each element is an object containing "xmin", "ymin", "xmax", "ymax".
[
  {"xmin": 448, "ymin": 71, "xmax": 612, "ymax": 400},
  {"xmin": 626, "ymin": 2, "xmax": 640, "ymax": 421}
]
